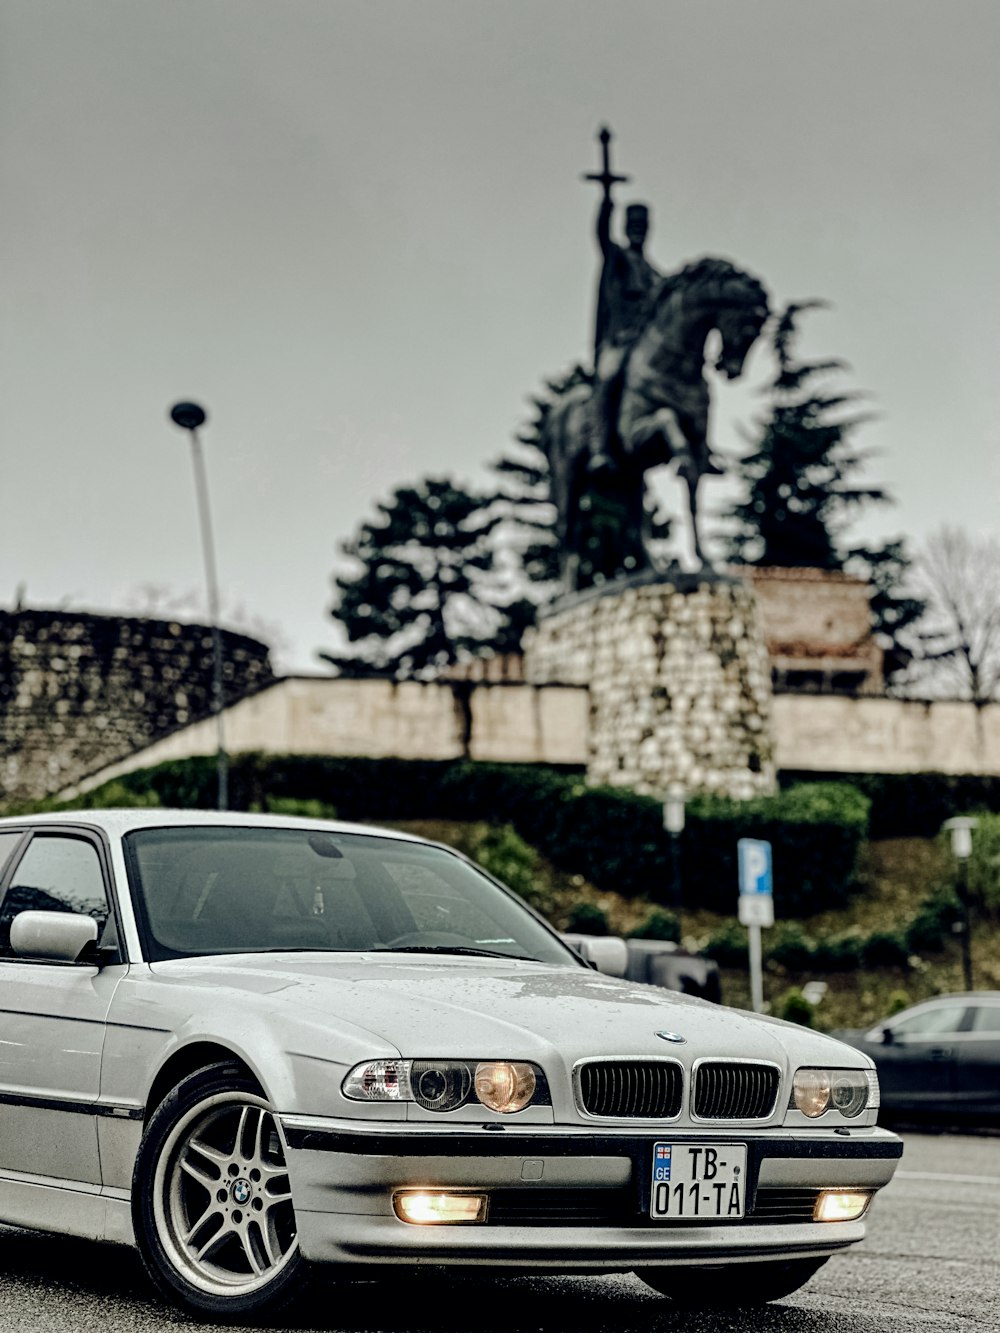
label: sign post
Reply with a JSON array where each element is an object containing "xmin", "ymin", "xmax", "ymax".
[{"xmin": 737, "ymin": 839, "xmax": 774, "ymax": 1014}]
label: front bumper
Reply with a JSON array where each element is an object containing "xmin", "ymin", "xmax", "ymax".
[{"xmin": 280, "ymin": 1118, "xmax": 902, "ymax": 1270}]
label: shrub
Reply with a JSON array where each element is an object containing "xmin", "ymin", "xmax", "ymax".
[
  {"xmin": 777, "ymin": 987, "xmax": 815, "ymax": 1028},
  {"xmin": 861, "ymin": 931, "xmax": 910, "ymax": 969},
  {"xmin": 702, "ymin": 920, "xmax": 749, "ymax": 968},
  {"xmin": 260, "ymin": 796, "xmax": 338, "ymax": 820},
  {"xmin": 810, "ymin": 932, "xmax": 864, "ymax": 971},
  {"xmin": 766, "ymin": 923, "xmax": 814, "ymax": 971},
  {"xmin": 463, "ymin": 825, "xmax": 550, "ymax": 914},
  {"xmin": 683, "ymin": 782, "xmax": 869, "ymax": 917},
  {"xmin": 83, "ymin": 780, "xmax": 162, "ymax": 810},
  {"xmin": 962, "ymin": 812, "xmax": 1000, "ymax": 920},
  {"xmin": 564, "ymin": 901, "xmax": 610, "ymax": 936},
  {"xmin": 74, "ymin": 757, "xmax": 869, "ymax": 918},
  {"xmin": 628, "ymin": 907, "xmax": 681, "ymax": 943},
  {"xmin": 764, "ymin": 925, "xmax": 864, "ymax": 974},
  {"xmin": 904, "ymin": 889, "xmax": 962, "ymax": 953},
  {"xmin": 780, "ymin": 770, "xmax": 1000, "ymax": 839}
]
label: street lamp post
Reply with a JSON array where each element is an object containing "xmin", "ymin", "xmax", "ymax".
[
  {"xmin": 943, "ymin": 816, "xmax": 978, "ymax": 990},
  {"xmin": 169, "ymin": 401, "xmax": 229, "ymax": 811},
  {"xmin": 663, "ymin": 783, "xmax": 686, "ymax": 931}
]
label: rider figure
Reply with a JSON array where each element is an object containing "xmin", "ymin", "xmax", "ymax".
[{"xmin": 591, "ymin": 197, "xmax": 662, "ymax": 471}]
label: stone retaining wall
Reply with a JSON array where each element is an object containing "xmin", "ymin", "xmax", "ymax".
[
  {"xmin": 0, "ymin": 609, "xmax": 273, "ymax": 806},
  {"xmin": 523, "ymin": 576, "xmax": 775, "ymax": 798}
]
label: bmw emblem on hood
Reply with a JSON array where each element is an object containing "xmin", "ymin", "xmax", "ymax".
[{"xmin": 655, "ymin": 1030, "xmax": 686, "ymax": 1044}]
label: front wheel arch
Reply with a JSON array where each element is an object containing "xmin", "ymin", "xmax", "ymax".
[{"xmin": 144, "ymin": 1044, "xmax": 261, "ymax": 1122}]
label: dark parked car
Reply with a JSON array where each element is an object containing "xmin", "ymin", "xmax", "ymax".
[{"xmin": 834, "ymin": 992, "xmax": 1000, "ymax": 1121}]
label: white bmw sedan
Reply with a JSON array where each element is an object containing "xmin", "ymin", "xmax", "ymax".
[{"xmin": 0, "ymin": 810, "xmax": 901, "ymax": 1320}]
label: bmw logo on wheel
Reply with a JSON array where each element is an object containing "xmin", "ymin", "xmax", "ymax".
[
  {"xmin": 655, "ymin": 1030, "xmax": 686, "ymax": 1044},
  {"xmin": 231, "ymin": 1179, "xmax": 252, "ymax": 1206}
]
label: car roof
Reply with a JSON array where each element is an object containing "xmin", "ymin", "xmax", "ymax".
[
  {"xmin": 0, "ymin": 808, "xmax": 426, "ymax": 843},
  {"xmin": 895, "ymin": 991, "xmax": 1000, "ymax": 1007}
]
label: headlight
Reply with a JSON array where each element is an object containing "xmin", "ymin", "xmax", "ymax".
[
  {"xmin": 474, "ymin": 1061, "xmax": 536, "ymax": 1113},
  {"xmin": 830, "ymin": 1071, "xmax": 870, "ymax": 1118},
  {"xmin": 412, "ymin": 1060, "xmax": 473, "ymax": 1111},
  {"xmin": 790, "ymin": 1068, "xmax": 874, "ymax": 1119},
  {"xmin": 343, "ymin": 1058, "xmax": 549, "ymax": 1112},
  {"xmin": 792, "ymin": 1068, "xmax": 831, "ymax": 1117}
]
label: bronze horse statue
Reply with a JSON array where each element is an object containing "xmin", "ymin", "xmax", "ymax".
[{"xmin": 542, "ymin": 258, "xmax": 769, "ymax": 589}]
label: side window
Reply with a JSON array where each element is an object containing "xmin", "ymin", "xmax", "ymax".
[
  {"xmin": 890, "ymin": 1005, "xmax": 968, "ymax": 1039},
  {"xmin": 970, "ymin": 1006, "xmax": 1000, "ymax": 1034},
  {"xmin": 0, "ymin": 835, "xmax": 109, "ymax": 959}
]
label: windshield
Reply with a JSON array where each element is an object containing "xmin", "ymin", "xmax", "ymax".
[{"xmin": 125, "ymin": 825, "xmax": 575, "ymax": 965}]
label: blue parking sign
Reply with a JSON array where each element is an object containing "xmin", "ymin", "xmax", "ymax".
[{"xmin": 738, "ymin": 839, "xmax": 773, "ymax": 897}]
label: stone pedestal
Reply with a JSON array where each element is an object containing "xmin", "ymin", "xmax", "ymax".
[{"xmin": 523, "ymin": 574, "xmax": 775, "ymax": 799}]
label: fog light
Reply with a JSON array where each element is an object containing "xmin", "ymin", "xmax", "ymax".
[
  {"xmin": 393, "ymin": 1192, "xmax": 488, "ymax": 1225},
  {"xmin": 813, "ymin": 1189, "xmax": 872, "ymax": 1222}
]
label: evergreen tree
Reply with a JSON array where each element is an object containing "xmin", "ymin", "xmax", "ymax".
[
  {"xmin": 845, "ymin": 539, "xmax": 926, "ymax": 685},
  {"xmin": 323, "ymin": 478, "xmax": 505, "ymax": 679},
  {"xmin": 725, "ymin": 302, "xmax": 887, "ymax": 569},
  {"xmin": 725, "ymin": 302, "xmax": 923, "ymax": 686},
  {"xmin": 486, "ymin": 371, "xmax": 577, "ymax": 618}
]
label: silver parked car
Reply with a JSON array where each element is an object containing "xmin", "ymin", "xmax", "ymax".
[{"xmin": 0, "ymin": 811, "xmax": 901, "ymax": 1319}]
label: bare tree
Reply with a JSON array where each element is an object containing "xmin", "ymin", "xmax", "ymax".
[{"xmin": 908, "ymin": 527, "xmax": 1000, "ymax": 701}]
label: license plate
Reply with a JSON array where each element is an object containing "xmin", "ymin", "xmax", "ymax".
[{"xmin": 650, "ymin": 1142, "xmax": 747, "ymax": 1221}]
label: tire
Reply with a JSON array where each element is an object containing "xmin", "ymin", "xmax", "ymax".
[
  {"xmin": 636, "ymin": 1256, "xmax": 828, "ymax": 1307},
  {"xmin": 132, "ymin": 1063, "xmax": 305, "ymax": 1320}
]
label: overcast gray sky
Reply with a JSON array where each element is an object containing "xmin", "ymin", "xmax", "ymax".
[{"xmin": 3, "ymin": 0, "xmax": 998, "ymax": 670}]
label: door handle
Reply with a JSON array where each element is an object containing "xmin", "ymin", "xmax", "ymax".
[{"xmin": 928, "ymin": 1047, "xmax": 951, "ymax": 1059}]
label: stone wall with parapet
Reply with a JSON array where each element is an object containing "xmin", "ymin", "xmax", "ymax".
[
  {"xmin": 57, "ymin": 676, "xmax": 1000, "ymax": 802},
  {"xmin": 59, "ymin": 676, "xmax": 590, "ymax": 798},
  {"xmin": 523, "ymin": 575, "xmax": 775, "ymax": 799},
  {"xmin": 0, "ymin": 609, "xmax": 273, "ymax": 806}
]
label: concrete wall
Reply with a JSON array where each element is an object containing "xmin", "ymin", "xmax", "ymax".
[
  {"xmin": 64, "ymin": 676, "xmax": 590, "ymax": 795},
  {"xmin": 65, "ymin": 676, "xmax": 1000, "ymax": 799},
  {"xmin": 773, "ymin": 694, "xmax": 1000, "ymax": 775}
]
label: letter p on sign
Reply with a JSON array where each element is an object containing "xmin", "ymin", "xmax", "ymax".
[{"xmin": 737, "ymin": 838, "xmax": 774, "ymax": 927}]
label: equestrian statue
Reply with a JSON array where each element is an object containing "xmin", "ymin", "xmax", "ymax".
[{"xmin": 542, "ymin": 128, "xmax": 770, "ymax": 591}]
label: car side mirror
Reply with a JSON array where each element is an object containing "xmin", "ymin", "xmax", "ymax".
[
  {"xmin": 880, "ymin": 1026, "xmax": 894, "ymax": 1046},
  {"xmin": 10, "ymin": 910, "xmax": 99, "ymax": 963}
]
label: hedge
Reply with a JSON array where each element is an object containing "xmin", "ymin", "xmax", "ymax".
[
  {"xmin": 73, "ymin": 755, "xmax": 870, "ymax": 917},
  {"xmin": 780, "ymin": 770, "xmax": 1000, "ymax": 839},
  {"xmin": 703, "ymin": 886, "xmax": 965, "ymax": 975}
]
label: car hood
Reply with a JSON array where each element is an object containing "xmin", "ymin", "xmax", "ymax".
[{"xmin": 149, "ymin": 953, "xmax": 850, "ymax": 1069}]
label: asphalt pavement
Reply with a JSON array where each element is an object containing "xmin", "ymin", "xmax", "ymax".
[{"xmin": 0, "ymin": 1131, "xmax": 996, "ymax": 1332}]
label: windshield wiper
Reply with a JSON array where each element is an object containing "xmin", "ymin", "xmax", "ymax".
[{"xmin": 373, "ymin": 945, "xmax": 538, "ymax": 962}]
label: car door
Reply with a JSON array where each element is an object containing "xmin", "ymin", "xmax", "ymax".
[
  {"xmin": 952, "ymin": 1002, "xmax": 1000, "ymax": 1116},
  {"xmin": 875, "ymin": 1001, "xmax": 971, "ymax": 1112},
  {"xmin": 0, "ymin": 827, "xmax": 126, "ymax": 1186}
]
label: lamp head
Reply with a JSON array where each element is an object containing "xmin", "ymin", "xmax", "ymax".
[
  {"xmin": 943, "ymin": 816, "xmax": 978, "ymax": 860},
  {"xmin": 170, "ymin": 401, "xmax": 208, "ymax": 432}
]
